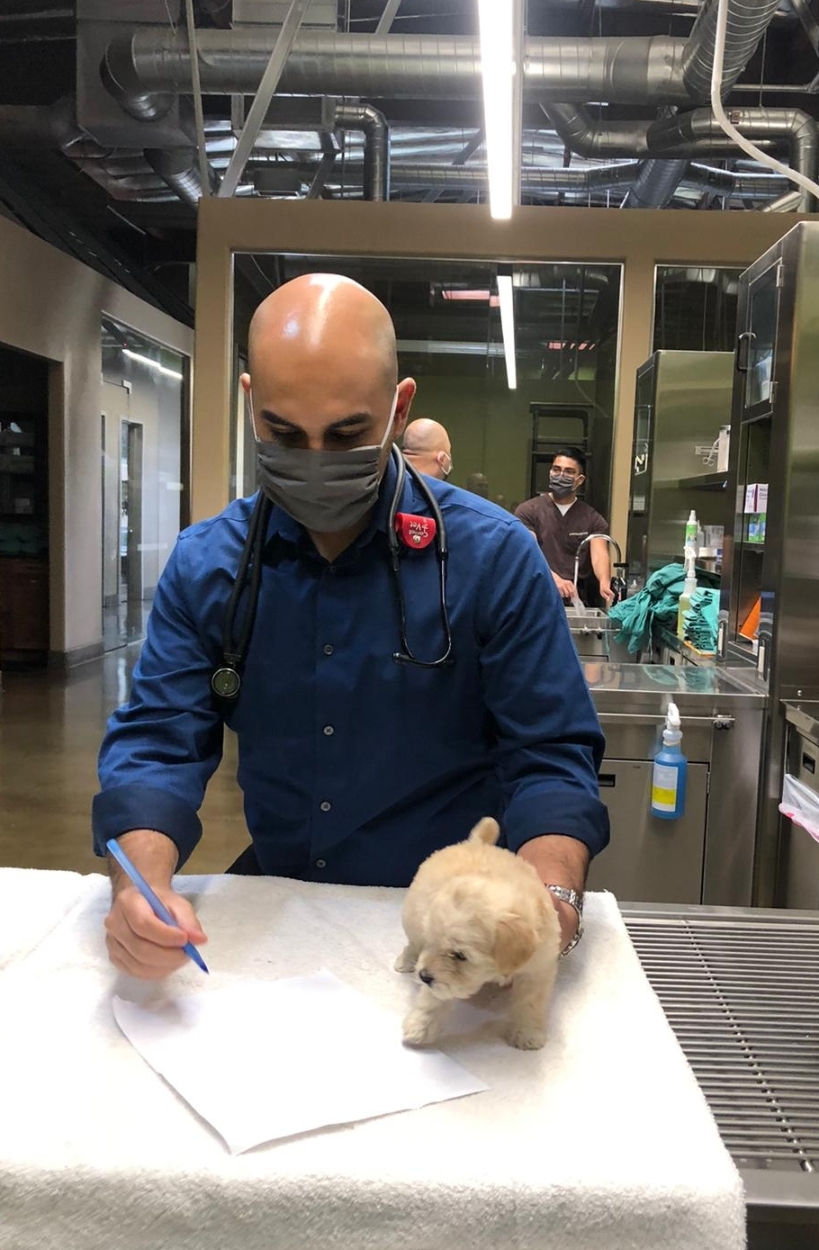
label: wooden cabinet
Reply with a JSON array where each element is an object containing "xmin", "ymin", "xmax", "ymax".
[{"xmin": 0, "ymin": 557, "xmax": 49, "ymax": 658}]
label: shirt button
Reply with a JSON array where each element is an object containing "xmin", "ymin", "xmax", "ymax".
[
  {"xmin": 323, "ymin": 644, "xmax": 334, "ymax": 656},
  {"xmin": 316, "ymin": 859, "xmax": 327, "ymax": 869},
  {"xmin": 323, "ymin": 725, "xmax": 334, "ymax": 736},
  {"xmin": 320, "ymin": 801, "xmax": 331, "ymax": 812}
]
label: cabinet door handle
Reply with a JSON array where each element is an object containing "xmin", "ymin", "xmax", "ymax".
[
  {"xmin": 736, "ymin": 330, "xmax": 754, "ymax": 373},
  {"xmin": 598, "ymin": 774, "xmax": 617, "ymax": 788}
]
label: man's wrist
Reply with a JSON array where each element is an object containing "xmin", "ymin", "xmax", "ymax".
[{"xmin": 543, "ymin": 884, "xmax": 584, "ymax": 956}]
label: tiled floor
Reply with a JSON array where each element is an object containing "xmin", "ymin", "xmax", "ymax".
[{"xmin": 0, "ymin": 646, "xmax": 248, "ymax": 875}]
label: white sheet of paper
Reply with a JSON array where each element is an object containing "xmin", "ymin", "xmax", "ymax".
[{"xmin": 113, "ymin": 970, "xmax": 488, "ymax": 1154}]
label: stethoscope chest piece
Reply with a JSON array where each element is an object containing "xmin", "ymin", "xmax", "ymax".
[{"xmin": 211, "ymin": 666, "xmax": 241, "ymax": 700}]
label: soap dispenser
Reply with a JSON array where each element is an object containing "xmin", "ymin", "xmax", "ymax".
[
  {"xmin": 651, "ymin": 702, "xmax": 687, "ymax": 821},
  {"xmin": 676, "ymin": 551, "xmax": 697, "ymax": 640}
]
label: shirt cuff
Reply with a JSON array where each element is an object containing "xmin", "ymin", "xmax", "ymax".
[
  {"xmin": 504, "ymin": 788, "xmax": 610, "ymax": 860},
  {"xmin": 92, "ymin": 784, "xmax": 202, "ymax": 868}
]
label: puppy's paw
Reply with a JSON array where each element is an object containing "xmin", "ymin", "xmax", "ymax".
[
  {"xmin": 504, "ymin": 1022, "xmax": 546, "ymax": 1050},
  {"xmin": 402, "ymin": 1010, "xmax": 438, "ymax": 1047},
  {"xmin": 394, "ymin": 946, "xmax": 417, "ymax": 974}
]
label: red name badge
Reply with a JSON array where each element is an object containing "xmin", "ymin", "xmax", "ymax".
[{"xmin": 395, "ymin": 512, "xmax": 437, "ymax": 550}]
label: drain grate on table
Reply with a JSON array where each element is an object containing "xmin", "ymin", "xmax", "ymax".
[{"xmin": 624, "ymin": 913, "xmax": 819, "ymax": 1173}]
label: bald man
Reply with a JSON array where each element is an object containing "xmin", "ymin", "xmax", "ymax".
[
  {"xmin": 94, "ymin": 274, "xmax": 608, "ymax": 991},
  {"xmin": 402, "ymin": 418, "xmax": 452, "ymax": 480}
]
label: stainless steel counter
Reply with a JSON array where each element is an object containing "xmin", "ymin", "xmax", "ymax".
[
  {"xmin": 584, "ymin": 664, "xmax": 767, "ymax": 908},
  {"xmin": 784, "ymin": 699, "xmax": 819, "ymax": 747},
  {"xmin": 622, "ymin": 901, "xmax": 819, "ymax": 1250}
]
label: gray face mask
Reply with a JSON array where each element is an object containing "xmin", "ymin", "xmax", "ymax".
[
  {"xmin": 549, "ymin": 472, "xmax": 577, "ymax": 499},
  {"xmin": 253, "ymin": 391, "xmax": 397, "ymax": 532}
]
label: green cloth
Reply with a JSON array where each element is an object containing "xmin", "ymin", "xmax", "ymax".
[
  {"xmin": 682, "ymin": 586, "xmax": 720, "ymax": 653},
  {"xmin": 608, "ymin": 563, "xmax": 720, "ymax": 657}
]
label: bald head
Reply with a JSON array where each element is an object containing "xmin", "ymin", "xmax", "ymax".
[
  {"xmin": 242, "ymin": 273, "xmax": 414, "ymax": 459},
  {"xmin": 402, "ymin": 418, "xmax": 452, "ymax": 480},
  {"xmin": 248, "ymin": 273, "xmax": 397, "ymax": 399}
]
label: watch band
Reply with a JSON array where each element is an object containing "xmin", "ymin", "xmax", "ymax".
[{"xmin": 544, "ymin": 884, "xmax": 584, "ymax": 957}]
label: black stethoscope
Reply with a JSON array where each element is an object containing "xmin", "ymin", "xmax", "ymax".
[{"xmin": 210, "ymin": 445, "xmax": 453, "ymax": 704}]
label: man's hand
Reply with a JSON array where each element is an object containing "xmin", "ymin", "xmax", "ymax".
[
  {"xmin": 553, "ymin": 573, "xmax": 577, "ymax": 601},
  {"xmin": 104, "ymin": 829, "xmax": 206, "ymax": 980},
  {"xmin": 105, "ymin": 885, "xmax": 207, "ymax": 979},
  {"xmin": 598, "ymin": 580, "xmax": 615, "ymax": 608}
]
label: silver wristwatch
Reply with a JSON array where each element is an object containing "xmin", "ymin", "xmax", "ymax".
[{"xmin": 544, "ymin": 884, "xmax": 584, "ymax": 957}]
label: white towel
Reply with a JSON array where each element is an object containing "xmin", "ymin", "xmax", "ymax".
[
  {"xmin": 0, "ymin": 871, "xmax": 745, "ymax": 1250},
  {"xmin": 0, "ymin": 866, "xmax": 95, "ymax": 970}
]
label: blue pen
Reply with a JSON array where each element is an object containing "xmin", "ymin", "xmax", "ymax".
[{"xmin": 106, "ymin": 838, "xmax": 209, "ymax": 973}]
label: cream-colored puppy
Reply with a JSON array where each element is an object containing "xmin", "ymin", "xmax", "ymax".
[{"xmin": 396, "ymin": 817, "xmax": 561, "ymax": 1050}]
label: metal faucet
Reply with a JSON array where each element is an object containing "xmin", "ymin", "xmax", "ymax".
[{"xmin": 573, "ymin": 534, "xmax": 626, "ymax": 605}]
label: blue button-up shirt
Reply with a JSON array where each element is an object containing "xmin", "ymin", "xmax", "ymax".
[{"xmin": 93, "ymin": 459, "xmax": 609, "ymax": 885}]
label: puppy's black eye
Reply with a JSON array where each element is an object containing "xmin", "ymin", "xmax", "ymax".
[{"xmin": 451, "ymin": 950, "xmax": 467, "ymax": 962}]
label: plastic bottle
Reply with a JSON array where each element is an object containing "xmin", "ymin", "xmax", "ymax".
[
  {"xmin": 684, "ymin": 510, "xmax": 698, "ymax": 550},
  {"xmin": 651, "ymin": 703, "xmax": 687, "ymax": 821},
  {"xmin": 676, "ymin": 550, "xmax": 697, "ymax": 640}
]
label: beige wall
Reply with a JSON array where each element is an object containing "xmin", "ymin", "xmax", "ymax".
[
  {"xmin": 0, "ymin": 215, "xmax": 193, "ymax": 661},
  {"xmin": 410, "ymin": 371, "xmax": 601, "ymax": 509},
  {"xmin": 195, "ymin": 200, "xmax": 806, "ymax": 550}
]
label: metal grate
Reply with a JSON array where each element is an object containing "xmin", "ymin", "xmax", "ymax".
[{"xmin": 624, "ymin": 913, "xmax": 819, "ymax": 1172}]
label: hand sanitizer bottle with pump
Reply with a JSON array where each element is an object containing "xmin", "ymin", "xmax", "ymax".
[
  {"xmin": 676, "ymin": 550, "xmax": 697, "ymax": 640},
  {"xmin": 684, "ymin": 510, "xmax": 698, "ymax": 550},
  {"xmin": 651, "ymin": 703, "xmax": 687, "ymax": 820}
]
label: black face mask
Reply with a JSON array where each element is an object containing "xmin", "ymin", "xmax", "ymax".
[{"xmin": 550, "ymin": 473, "xmax": 577, "ymax": 499}]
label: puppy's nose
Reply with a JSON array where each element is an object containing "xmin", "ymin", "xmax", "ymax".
[{"xmin": 418, "ymin": 969, "xmax": 434, "ymax": 986}]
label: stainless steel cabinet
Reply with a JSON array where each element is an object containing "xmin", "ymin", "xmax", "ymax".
[{"xmin": 589, "ymin": 759, "xmax": 708, "ymax": 904}]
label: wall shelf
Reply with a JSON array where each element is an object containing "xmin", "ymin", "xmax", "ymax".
[{"xmin": 675, "ymin": 472, "xmax": 728, "ymax": 490}]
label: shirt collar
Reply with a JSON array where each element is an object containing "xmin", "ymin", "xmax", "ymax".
[{"xmin": 262, "ymin": 450, "xmax": 423, "ymax": 565}]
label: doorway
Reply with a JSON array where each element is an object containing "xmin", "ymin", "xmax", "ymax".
[
  {"xmin": 0, "ymin": 342, "xmax": 51, "ymax": 669},
  {"xmin": 120, "ymin": 419, "xmax": 143, "ymax": 607}
]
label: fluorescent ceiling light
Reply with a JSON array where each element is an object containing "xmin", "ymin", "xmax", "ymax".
[
  {"xmin": 477, "ymin": 0, "xmax": 515, "ymax": 220},
  {"xmin": 497, "ymin": 274, "xmax": 517, "ymax": 390},
  {"xmin": 122, "ymin": 348, "xmax": 184, "ymax": 381}
]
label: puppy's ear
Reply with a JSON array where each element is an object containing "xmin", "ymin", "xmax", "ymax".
[{"xmin": 493, "ymin": 915, "xmax": 538, "ymax": 977}]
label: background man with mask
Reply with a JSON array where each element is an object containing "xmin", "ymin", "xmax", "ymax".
[
  {"xmin": 401, "ymin": 418, "xmax": 452, "ymax": 480},
  {"xmin": 93, "ymin": 276, "xmax": 608, "ymax": 981},
  {"xmin": 515, "ymin": 448, "xmax": 613, "ymax": 607}
]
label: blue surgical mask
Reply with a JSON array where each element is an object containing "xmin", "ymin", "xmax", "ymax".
[{"xmin": 253, "ymin": 391, "xmax": 398, "ymax": 532}]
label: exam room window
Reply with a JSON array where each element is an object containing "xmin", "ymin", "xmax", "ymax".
[
  {"xmin": 653, "ymin": 267, "xmax": 741, "ymax": 353},
  {"xmin": 231, "ymin": 254, "xmax": 621, "ymax": 523},
  {"xmin": 101, "ymin": 317, "xmax": 189, "ymax": 652}
]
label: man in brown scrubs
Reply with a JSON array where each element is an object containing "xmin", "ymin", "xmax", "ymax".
[{"xmin": 515, "ymin": 447, "xmax": 613, "ymax": 607}]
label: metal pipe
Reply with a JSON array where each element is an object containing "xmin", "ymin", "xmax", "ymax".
[{"xmin": 334, "ymin": 102, "xmax": 390, "ymax": 201}]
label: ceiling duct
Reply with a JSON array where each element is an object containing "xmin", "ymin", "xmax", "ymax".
[
  {"xmin": 322, "ymin": 160, "xmax": 786, "ymax": 203},
  {"xmin": 334, "ymin": 102, "xmax": 389, "ymax": 202},
  {"xmin": 99, "ymin": 30, "xmax": 697, "ymax": 111},
  {"xmin": 542, "ymin": 103, "xmax": 817, "ymax": 208},
  {"xmin": 624, "ymin": 158, "xmax": 690, "ymax": 209},
  {"xmin": 144, "ymin": 147, "xmax": 219, "ymax": 204},
  {"xmin": 626, "ymin": 0, "xmax": 783, "ymax": 209},
  {"xmin": 682, "ymin": 0, "xmax": 783, "ymax": 102}
]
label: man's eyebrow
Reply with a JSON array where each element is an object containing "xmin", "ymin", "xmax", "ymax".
[{"xmin": 258, "ymin": 410, "xmax": 373, "ymax": 432}]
